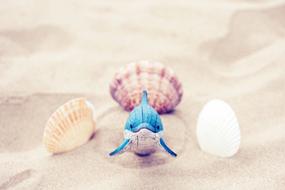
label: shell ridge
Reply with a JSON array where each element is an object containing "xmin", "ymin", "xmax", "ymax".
[
  {"xmin": 110, "ymin": 61, "xmax": 183, "ymax": 114},
  {"xmin": 43, "ymin": 98, "xmax": 96, "ymax": 154},
  {"xmin": 197, "ymin": 99, "xmax": 241, "ymax": 157}
]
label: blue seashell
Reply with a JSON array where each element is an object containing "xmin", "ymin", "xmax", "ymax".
[{"xmin": 109, "ymin": 90, "xmax": 177, "ymax": 157}]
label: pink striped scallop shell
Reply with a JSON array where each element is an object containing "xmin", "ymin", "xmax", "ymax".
[{"xmin": 110, "ymin": 60, "xmax": 183, "ymax": 114}]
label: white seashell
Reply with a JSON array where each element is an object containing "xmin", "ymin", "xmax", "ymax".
[
  {"xmin": 43, "ymin": 98, "xmax": 96, "ymax": 154},
  {"xmin": 196, "ymin": 99, "xmax": 241, "ymax": 157},
  {"xmin": 110, "ymin": 60, "xmax": 183, "ymax": 114}
]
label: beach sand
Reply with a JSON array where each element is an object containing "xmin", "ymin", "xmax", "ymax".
[{"xmin": 0, "ymin": 0, "xmax": 285, "ymax": 189}]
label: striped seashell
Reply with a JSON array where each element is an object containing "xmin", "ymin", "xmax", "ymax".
[
  {"xmin": 196, "ymin": 99, "xmax": 241, "ymax": 157},
  {"xmin": 43, "ymin": 98, "xmax": 96, "ymax": 154},
  {"xmin": 110, "ymin": 60, "xmax": 183, "ymax": 114}
]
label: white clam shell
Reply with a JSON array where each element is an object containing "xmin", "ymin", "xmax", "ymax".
[
  {"xmin": 110, "ymin": 60, "xmax": 183, "ymax": 114},
  {"xmin": 43, "ymin": 98, "xmax": 96, "ymax": 154},
  {"xmin": 196, "ymin": 99, "xmax": 241, "ymax": 157}
]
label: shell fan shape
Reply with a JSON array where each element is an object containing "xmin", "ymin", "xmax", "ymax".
[
  {"xmin": 196, "ymin": 99, "xmax": 241, "ymax": 157},
  {"xmin": 110, "ymin": 60, "xmax": 183, "ymax": 114},
  {"xmin": 43, "ymin": 98, "xmax": 96, "ymax": 154}
]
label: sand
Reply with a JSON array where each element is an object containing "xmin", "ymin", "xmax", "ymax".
[{"xmin": 0, "ymin": 0, "xmax": 285, "ymax": 189}]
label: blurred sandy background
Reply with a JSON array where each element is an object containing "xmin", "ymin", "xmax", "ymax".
[{"xmin": 0, "ymin": 0, "xmax": 285, "ymax": 189}]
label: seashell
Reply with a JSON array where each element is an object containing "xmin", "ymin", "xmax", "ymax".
[
  {"xmin": 196, "ymin": 99, "xmax": 241, "ymax": 157},
  {"xmin": 43, "ymin": 98, "xmax": 96, "ymax": 154},
  {"xmin": 110, "ymin": 60, "xmax": 183, "ymax": 114}
]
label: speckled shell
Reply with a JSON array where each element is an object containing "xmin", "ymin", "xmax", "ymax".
[
  {"xmin": 43, "ymin": 98, "xmax": 96, "ymax": 154},
  {"xmin": 110, "ymin": 60, "xmax": 183, "ymax": 114},
  {"xmin": 196, "ymin": 99, "xmax": 241, "ymax": 157}
]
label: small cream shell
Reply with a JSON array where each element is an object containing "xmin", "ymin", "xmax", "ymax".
[
  {"xmin": 196, "ymin": 99, "xmax": 241, "ymax": 157},
  {"xmin": 43, "ymin": 98, "xmax": 96, "ymax": 154},
  {"xmin": 110, "ymin": 60, "xmax": 183, "ymax": 114}
]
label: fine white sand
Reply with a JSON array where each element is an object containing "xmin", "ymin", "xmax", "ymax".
[{"xmin": 0, "ymin": 0, "xmax": 285, "ymax": 189}]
